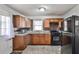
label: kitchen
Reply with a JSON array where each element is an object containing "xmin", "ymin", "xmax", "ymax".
[{"xmin": 0, "ymin": 4, "xmax": 79, "ymax": 54}]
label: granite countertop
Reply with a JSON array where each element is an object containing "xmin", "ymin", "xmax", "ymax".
[
  {"xmin": 15, "ymin": 30, "xmax": 73, "ymax": 37},
  {"xmin": 61, "ymin": 31, "xmax": 73, "ymax": 37},
  {"xmin": 15, "ymin": 31, "xmax": 51, "ymax": 36}
]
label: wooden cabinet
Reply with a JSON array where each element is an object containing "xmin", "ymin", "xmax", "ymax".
[
  {"xmin": 44, "ymin": 34, "xmax": 51, "ymax": 44},
  {"xmin": 50, "ymin": 18, "xmax": 59, "ymax": 22},
  {"xmin": 13, "ymin": 15, "xmax": 26, "ymax": 28},
  {"xmin": 24, "ymin": 35, "xmax": 31, "ymax": 45},
  {"xmin": 21, "ymin": 17, "xmax": 26, "ymax": 28},
  {"xmin": 13, "ymin": 15, "xmax": 20, "ymax": 28},
  {"xmin": 13, "ymin": 15, "xmax": 32, "ymax": 28},
  {"xmin": 32, "ymin": 34, "xmax": 40, "ymax": 44},
  {"xmin": 32, "ymin": 34, "xmax": 51, "ymax": 45},
  {"xmin": 13, "ymin": 36, "xmax": 26, "ymax": 51},
  {"xmin": 44, "ymin": 19, "xmax": 50, "ymax": 29},
  {"xmin": 13, "ymin": 34, "xmax": 31, "ymax": 51},
  {"xmin": 50, "ymin": 18, "xmax": 63, "ymax": 22},
  {"xmin": 39, "ymin": 34, "xmax": 45, "ymax": 44},
  {"xmin": 44, "ymin": 18, "xmax": 64, "ymax": 30},
  {"xmin": 61, "ymin": 35, "xmax": 71, "ymax": 45},
  {"xmin": 26, "ymin": 19, "xmax": 32, "ymax": 28}
]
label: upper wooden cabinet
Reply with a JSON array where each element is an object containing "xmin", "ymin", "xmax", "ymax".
[
  {"xmin": 44, "ymin": 19, "xmax": 50, "ymax": 29},
  {"xmin": 50, "ymin": 18, "xmax": 59, "ymax": 22},
  {"xmin": 50, "ymin": 18, "xmax": 63, "ymax": 22},
  {"xmin": 26, "ymin": 18, "xmax": 32, "ymax": 28},
  {"xmin": 44, "ymin": 18, "xmax": 64, "ymax": 30},
  {"xmin": 13, "ymin": 15, "xmax": 32, "ymax": 28},
  {"xmin": 32, "ymin": 34, "xmax": 40, "ymax": 45},
  {"xmin": 13, "ymin": 15, "xmax": 26, "ymax": 28}
]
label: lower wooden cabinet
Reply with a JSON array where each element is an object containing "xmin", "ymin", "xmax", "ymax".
[
  {"xmin": 61, "ymin": 35, "xmax": 71, "ymax": 45},
  {"xmin": 32, "ymin": 34, "xmax": 40, "ymax": 45},
  {"xmin": 39, "ymin": 34, "xmax": 45, "ymax": 44},
  {"xmin": 44, "ymin": 34, "xmax": 51, "ymax": 44},
  {"xmin": 32, "ymin": 34, "xmax": 51, "ymax": 45},
  {"xmin": 13, "ymin": 36, "xmax": 26, "ymax": 51},
  {"xmin": 13, "ymin": 35, "xmax": 31, "ymax": 51},
  {"xmin": 24, "ymin": 35, "xmax": 31, "ymax": 45},
  {"xmin": 13, "ymin": 34, "xmax": 51, "ymax": 51}
]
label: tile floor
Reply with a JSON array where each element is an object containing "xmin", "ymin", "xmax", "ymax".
[
  {"xmin": 22, "ymin": 45, "xmax": 61, "ymax": 54},
  {"xmin": 61, "ymin": 44, "xmax": 72, "ymax": 54}
]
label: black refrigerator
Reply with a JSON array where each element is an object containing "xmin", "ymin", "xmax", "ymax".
[{"xmin": 66, "ymin": 15, "xmax": 79, "ymax": 54}]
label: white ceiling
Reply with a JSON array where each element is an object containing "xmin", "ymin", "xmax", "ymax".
[{"xmin": 6, "ymin": 4, "xmax": 77, "ymax": 16}]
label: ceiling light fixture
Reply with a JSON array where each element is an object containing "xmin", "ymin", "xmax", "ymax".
[{"xmin": 39, "ymin": 7, "xmax": 46, "ymax": 12}]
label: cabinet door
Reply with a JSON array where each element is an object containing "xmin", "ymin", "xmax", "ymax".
[
  {"xmin": 26, "ymin": 19, "xmax": 32, "ymax": 28},
  {"xmin": 44, "ymin": 19, "xmax": 50, "ymax": 29},
  {"xmin": 13, "ymin": 15, "xmax": 27, "ymax": 28},
  {"xmin": 44, "ymin": 34, "xmax": 51, "ymax": 44},
  {"xmin": 13, "ymin": 15, "xmax": 20, "ymax": 28},
  {"xmin": 13, "ymin": 36, "xmax": 26, "ymax": 51},
  {"xmin": 20, "ymin": 17, "xmax": 27, "ymax": 28},
  {"xmin": 24, "ymin": 35, "xmax": 31, "ymax": 45},
  {"xmin": 39, "ymin": 34, "xmax": 45, "ymax": 44},
  {"xmin": 61, "ymin": 36, "xmax": 71, "ymax": 45},
  {"xmin": 32, "ymin": 35, "xmax": 40, "ymax": 44}
]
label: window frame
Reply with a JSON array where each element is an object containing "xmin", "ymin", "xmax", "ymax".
[
  {"xmin": 33, "ymin": 20, "xmax": 43, "ymax": 31},
  {"xmin": 0, "ymin": 15, "xmax": 11, "ymax": 35}
]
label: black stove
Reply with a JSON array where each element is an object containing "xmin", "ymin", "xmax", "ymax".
[{"xmin": 50, "ymin": 30, "xmax": 60, "ymax": 45}]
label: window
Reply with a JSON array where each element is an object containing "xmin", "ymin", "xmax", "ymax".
[
  {"xmin": 0, "ymin": 15, "xmax": 10, "ymax": 36},
  {"xmin": 33, "ymin": 20, "xmax": 43, "ymax": 31}
]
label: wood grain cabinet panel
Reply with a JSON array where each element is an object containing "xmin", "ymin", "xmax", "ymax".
[
  {"xmin": 32, "ymin": 34, "xmax": 51, "ymax": 45},
  {"xmin": 44, "ymin": 19, "xmax": 50, "ymax": 29},
  {"xmin": 32, "ymin": 35, "xmax": 40, "ymax": 45},
  {"xmin": 13, "ymin": 36, "xmax": 26, "ymax": 51},
  {"xmin": 13, "ymin": 15, "xmax": 27, "ymax": 28},
  {"xmin": 26, "ymin": 19, "xmax": 32, "ymax": 28},
  {"xmin": 13, "ymin": 15, "xmax": 20, "ymax": 28},
  {"xmin": 24, "ymin": 35, "xmax": 31, "ymax": 45},
  {"xmin": 61, "ymin": 35, "xmax": 71, "ymax": 45},
  {"xmin": 44, "ymin": 34, "xmax": 51, "ymax": 44},
  {"xmin": 21, "ymin": 17, "xmax": 27, "ymax": 28},
  {"xmin": 39, "ymin": 34, "xmax": 45, "ymax": 44},
  {"xmin": 44, "ymin": 18, "xmax": 64, "ymax": 30}
]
